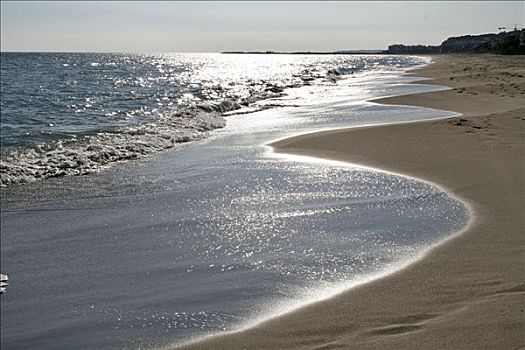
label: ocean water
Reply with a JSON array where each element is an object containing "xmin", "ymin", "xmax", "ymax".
[
  {"xmin": 1, "ymin": 53, "xmax": 424, "ymax": 186},
  {"xmin": 0, "ymin": 54, "xmax": 469, "ymax": 349}
]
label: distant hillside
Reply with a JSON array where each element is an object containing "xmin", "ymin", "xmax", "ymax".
[{"xmin": 387, "ymin": 29, "xmax": 525, "ymax": 55}]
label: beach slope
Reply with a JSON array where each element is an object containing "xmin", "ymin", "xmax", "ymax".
[{"xmin": 178, "ymin": 55, "xmax": 525, "ymax": 349}]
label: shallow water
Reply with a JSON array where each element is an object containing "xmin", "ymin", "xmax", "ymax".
[{"xmin": 0, "ymin": 60, "xmax": 469, "ymax": 350}]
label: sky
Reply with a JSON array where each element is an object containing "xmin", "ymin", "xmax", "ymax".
[{"xmin": 1, "ymin": 1, "xmax": 524, "ymax": 52}]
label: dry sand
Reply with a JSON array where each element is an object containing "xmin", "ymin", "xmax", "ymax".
[{"xmin": 178, "ymin": 55, "xmax": 525, "ymax": 349}]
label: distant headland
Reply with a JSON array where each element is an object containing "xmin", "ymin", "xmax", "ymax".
[
  {"xmin": 223, "ymin": 29, "xmax": 525, "ymax": 55},
  {"xmin": 387, "ymin": 28, "xmax": 524, "ymax": 55}
]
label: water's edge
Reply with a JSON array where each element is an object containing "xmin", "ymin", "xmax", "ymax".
[
  {"xmin": 171, "ymin": 68, "xmax": 474, "ymax": 348},
  {"xmin": 172, "ymin": 149, "xmax": 474, "ymax": 349}
]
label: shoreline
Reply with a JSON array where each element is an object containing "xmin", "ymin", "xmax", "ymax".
[
  {"xmin": 177, "ymin": 55, "xmax": 525, "ymax": 349},
  {"xmin": 174, "ymin": 147, "xmax": 475, "ymax": 349}
]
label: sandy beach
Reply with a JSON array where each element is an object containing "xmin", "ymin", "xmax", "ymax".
[{"xmin": 178, "ymin": 55, "xmax": 525, "ymax": 349}]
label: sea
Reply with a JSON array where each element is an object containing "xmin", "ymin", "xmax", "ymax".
[{"xmin": 0, "ymin": 53, "xmax": 470, "ymax": 349}]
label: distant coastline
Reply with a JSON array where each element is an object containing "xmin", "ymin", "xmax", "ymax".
[
  {"xmin": 221, "ymin": 50, "xmax": 384, "ymax": 55},
  {"xmin": 223, "ymin": 29, "xmax": 525, "ymax": 55}
]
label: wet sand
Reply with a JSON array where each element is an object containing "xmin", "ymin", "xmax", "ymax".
[{"xmin": 177, "ymin": 55, "xmax": 525, "ymax": 349}]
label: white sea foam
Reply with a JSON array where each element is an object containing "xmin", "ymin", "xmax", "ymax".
[{"xmin": 0, "ymin": 109, "xmax": 225, "ymax": 186}]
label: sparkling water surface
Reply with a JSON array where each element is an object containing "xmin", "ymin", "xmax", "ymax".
[
  {"xmin": 1, "ymin": 54, "xmax": 469, "ymax": 350},
  {"xmin": 1, "ymin": 53, "xmax": 427, "ymax": 186},
  {"xmin": 1, "ymin": 53, "xmax": 419, "ymax": 150}
]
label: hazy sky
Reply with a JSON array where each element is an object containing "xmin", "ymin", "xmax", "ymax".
[{"xmin": 1, "ymin": 1, "xmax": 523, "ymax": 52}]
